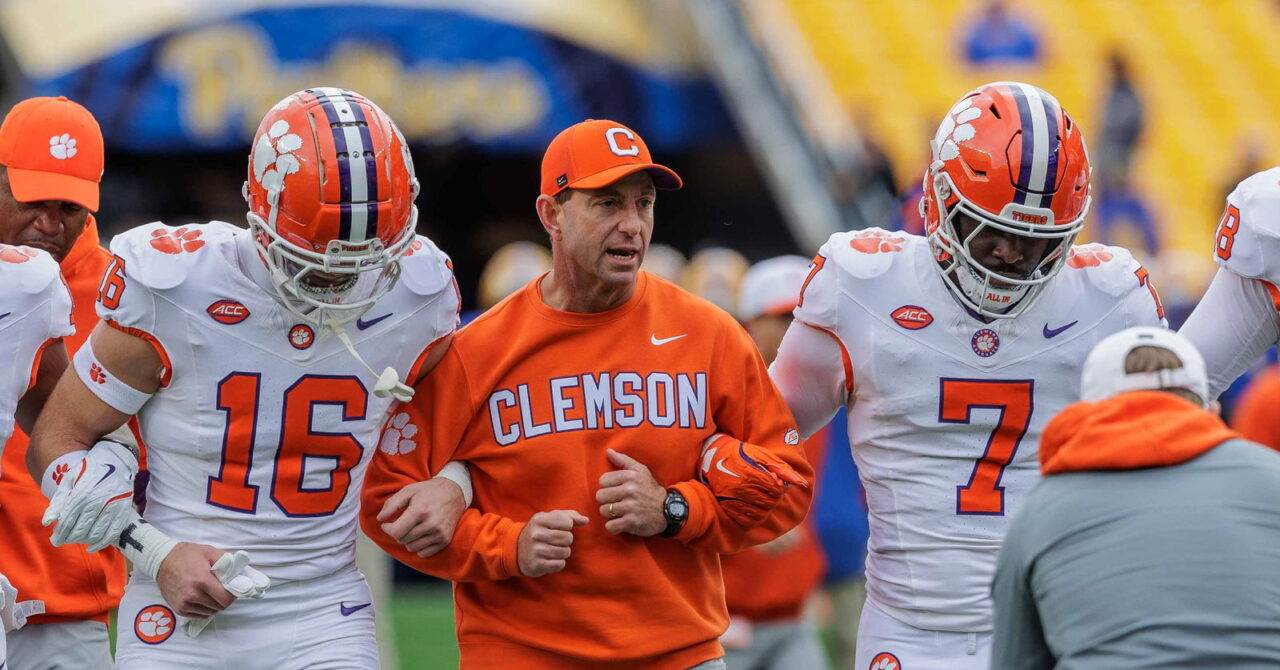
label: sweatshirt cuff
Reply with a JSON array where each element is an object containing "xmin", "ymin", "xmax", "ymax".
[
  {"xmin": 500, "ymin": 518, "xmax": 527, "ymax": 578},
  {"xmin": 671, "ymin": 480, "xmax": 717, "ymax": 543}
]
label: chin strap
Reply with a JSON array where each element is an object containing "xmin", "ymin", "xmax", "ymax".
[{"xmin": 325, "ymin": 319, "xmax": 414, "ymax": 402}]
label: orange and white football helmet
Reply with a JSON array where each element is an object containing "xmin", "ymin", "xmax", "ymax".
[
  {"xmin": 244, "ymin": 87, "xmax": 419, "ymax": 327},
  {"xmin": 921, "ymin": 82, "xmax": 1091, "ymax": 318}
]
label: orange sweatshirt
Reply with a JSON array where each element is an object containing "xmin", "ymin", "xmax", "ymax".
[
  {"xmin": 721, "ymin": 429, "xmax": 826, "ymax": 622},
  {"xmin": 361, "ymin": 272, "xmax": 812, "ymax": 670},
  {"xmin": 0, "ymin": 218, "xmax": 126, "ymax": 624},
  {"xmin": 1040, "ymin": 391, "xmax": 1239, "ymax": 474},
  {"xmin": 1229, "ymin": 365, "xmax": 1280, "ymax": 451}
]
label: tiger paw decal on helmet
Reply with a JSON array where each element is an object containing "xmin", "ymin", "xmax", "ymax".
[
  {"xmin": 251, "ymin": 119, "xmax": 303, "ymax": 194},
  {"xmin": 934, "ymin": 97, "xmax": 983, "ymax": 162}
]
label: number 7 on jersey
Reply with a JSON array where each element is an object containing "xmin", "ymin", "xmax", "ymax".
[{"xmin": 938, "ymin": 378, "xmax": 1034, "ymax": 515}]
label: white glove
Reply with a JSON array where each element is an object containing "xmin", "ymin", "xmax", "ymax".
[
  {"xmin": 182, "ymin": 550, "xmax": 271, "ymax": 637},
  {"xmin": 42, "ymin": 440, "xmax": 138, "ymax": 552}
]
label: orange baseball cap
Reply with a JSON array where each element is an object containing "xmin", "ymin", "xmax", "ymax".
[
  {"xmin": 540, "ymin": 119, "xmax": 682, "ymax": 197},
  {"xmin": 0, "ymin": 96, "xmax": 103, "ymax": 212}
]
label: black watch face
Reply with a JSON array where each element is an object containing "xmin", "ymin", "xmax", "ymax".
[{"xmin": 669, "ymin": 499, "xmax": 688, "ymax": 519}]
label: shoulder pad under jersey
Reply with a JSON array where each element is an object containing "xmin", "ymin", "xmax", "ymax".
[
  {"xmin": 1216, "ymin": 167, "xmax": 1280, "ymax": 283},
  {"xmin": 825, "ymin": 227, "xmax": 917, "ymax": 281},
  {"xmin": 108, "ymin": 221, "xmax": 236, "ymax": 290},
  {"xmin": 793, "ymin": 228, "xmax": 920, "ymax": 330},
  {"xmin": 0, "ymin": 245, "xmax": 63, "ymax": 295},
  {"xmin": 1061, "ymin": 243, "xmax": 1146, "ymax": 298},
  {"xmin": 397, "ymin": 236, "xmax": 453, "ymax": 297}
]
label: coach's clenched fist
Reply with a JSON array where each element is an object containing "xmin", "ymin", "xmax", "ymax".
[
  {"xmin": 517, "ymin": 510, "xmax": 588, "ymax": 578},
  {"xmin": 595, "ymin": 449, "xmax": 666, "ymax": 536}
]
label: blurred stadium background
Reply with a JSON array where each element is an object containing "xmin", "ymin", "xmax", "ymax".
[{"xmin": 4, "ymin": 0, "xmax": 1278, "ymax": 667}]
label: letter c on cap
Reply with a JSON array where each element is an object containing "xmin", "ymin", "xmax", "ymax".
[{"xmin": 605, "ymin": 128, "xmax": 640, "ymax": 157}]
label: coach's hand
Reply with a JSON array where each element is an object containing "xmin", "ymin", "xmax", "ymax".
[
  {"xmin": 156, "ymin": 542, "xmax": 237, "ymax": 619},
  {"xmin": 596, "ymin": 449, "xmax": 666, "ymax": 537},
  {"xmin": 517, "ymin": 510, "xmax": 588, "ymax": 578},
  {"xmin": 377, "ymin": 478, "xmax": 467, "ymax": 558}
]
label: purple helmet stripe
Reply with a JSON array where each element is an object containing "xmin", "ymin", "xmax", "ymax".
[
  {"xmin": 311, "ymin": 91, "xmax": 354, "ymax": 242},
  {"xmin": 1008, "ymin": 84, "xmax": 1036, "ymax": 206},
  {"xmin": 1038, "ymin": 94, "xmax": 1060, "ymax": 210},
  {"xmin": 345, "ymin": 101, "xmax": 380, "ymax": 241}
]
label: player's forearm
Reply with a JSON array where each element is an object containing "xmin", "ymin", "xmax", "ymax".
[
  {"xmin": 1179, "ymin": 268, "xmax": 1280, "ymax": 400},
  {"xmin": 27, "ymin": 373, "xmax": 133, "ymax": 478},
  {"xmin": 15, "ymin": 340, "xmax": 68, "ymax": 436}
]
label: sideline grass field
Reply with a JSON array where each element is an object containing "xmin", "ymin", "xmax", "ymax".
[{"xmin": 389, "ymin": 584, "xmax": 459, "ymax": 669}]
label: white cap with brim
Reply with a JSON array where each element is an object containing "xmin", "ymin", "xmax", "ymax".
[
  {"xmin": 1080, "ymin": 326, "xmax": 1209, "ymax": 407},
  {"xmin": 738, "ymin": 255, "xmax": 813, "ymax": 322}
]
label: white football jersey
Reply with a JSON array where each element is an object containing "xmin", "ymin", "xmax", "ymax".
[
  {"xmin": 0, "ymin": 246, "xmax": 72, "ymax": 462},
  {"xmin": 1180, "ymin": 168, "xmax": 1280, "ymax": 399},
  {"xmin": 99, "ymin": 221, "xmax": 458, "ymax": 583},
  {"xmin": 795, "ymin": 229, "xmax": 1166, "ymax": 632}
]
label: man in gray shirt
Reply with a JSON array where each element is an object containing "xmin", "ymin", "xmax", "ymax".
[{"xmin": 991, "ymin": 326, "xmax": 1280, "ymax": 669}]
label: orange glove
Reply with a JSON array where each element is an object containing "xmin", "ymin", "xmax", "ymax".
[{"xmin": 695, "ymin": 433, "xmax": 808, "ymax": 529}]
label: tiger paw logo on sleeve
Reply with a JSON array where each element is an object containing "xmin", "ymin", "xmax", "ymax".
[
  {"xmin": 1066, "ymin": 244, "xmax": 1114, "ymax": 268},
  {"xmin": 149, "ymin": 227, "xmax": 206, "ymax": 254},
  {"xmin": 0, "ymin": 245, "xmax": 37, "ymax": 263},
  {"xmin": 379, "ymin": 412, "xmax": 419, "ymax": 455},
  {"xmin": 849, "ymin": 229, "xmax": 906, "ymax": 254}
]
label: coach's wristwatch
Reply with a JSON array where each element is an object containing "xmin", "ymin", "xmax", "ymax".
[{"xmin": 660, "ymin": 488, "xmax": 689, "ymax": 537}]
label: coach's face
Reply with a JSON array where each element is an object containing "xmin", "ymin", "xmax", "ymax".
[
  {"xmin": 0, "ymin": 167, "xmax": 89, "ymax": 262},
  {"xmin": 555, "ymin": 171, "xmax": 656, "ymax": 289}
]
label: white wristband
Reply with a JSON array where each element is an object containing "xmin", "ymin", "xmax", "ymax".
[
  {"xmin": 40, "ymin": 450, "xmax": 88, "ymax": 500},
  {"xmin": 73, "ymin": 345, "xmax": 152, "ymax": 415},
  {"xmin": 116, "ymin": 512, "xmax": 178, "ymax": 580},
  {"xmin": 435, "ymin": 461, "xmax": 473, "ymax": 507}
]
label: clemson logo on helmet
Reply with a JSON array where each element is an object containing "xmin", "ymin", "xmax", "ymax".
[
  {"xmin": 379, "ymin": 412, "xmax": 419, "ymax": 455},
  {"xmin": 0, "ymin": 245, "xmax": 38, "ymax": 263},
  {"xmin": 1066, "ymin": 244, "xmax": 1114, "ymax": 268},
  {"xmin": 134, "ymin": 604, "xmax": 175, "ymax": 645},
  {"xmin": 150, "ymin": 227, "xmax": 205, "ymax": 254},
  {"xmin": 934, "ymin": 96, "xmax": 983, "ymax": 162},
  {"xmin": 252, "ymin": 119, "xmax": 304, "ymax": 194},
  {"xmin": 849, "ymin": 230, "xmax": 905, "ymax": 254},
  {"xmin": 869, "ymin": 652, "xmax": 901, "ymax": 670}
]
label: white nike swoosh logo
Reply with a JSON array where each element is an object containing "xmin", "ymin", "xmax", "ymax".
[
  {"xmin": 715, "ymin": 458, "xmax": 739, "ymax": 478},
  {"xmin": 650, "ymin": 333, "xmax": 688, "ymax": 346}
]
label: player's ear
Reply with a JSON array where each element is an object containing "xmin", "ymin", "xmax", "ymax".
[{"xmin": 535, "ymin": 194, "xmax": 563, "ymax": 241}]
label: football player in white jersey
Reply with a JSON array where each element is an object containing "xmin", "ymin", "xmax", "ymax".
[
  {"xmin": 0, "ymin": 246, "xmax": 71, "ymax": 664},
  {"xmin": 769, "ymin": 82, "xmax": 1168, "ymax": 669},
  {"xmin": 27, "ymin": 88, "xmax": 469, "ymax": 669},
  {"xmin": 1179, "ymin": 169, "xmax": 1280, "ymax": 400}
]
